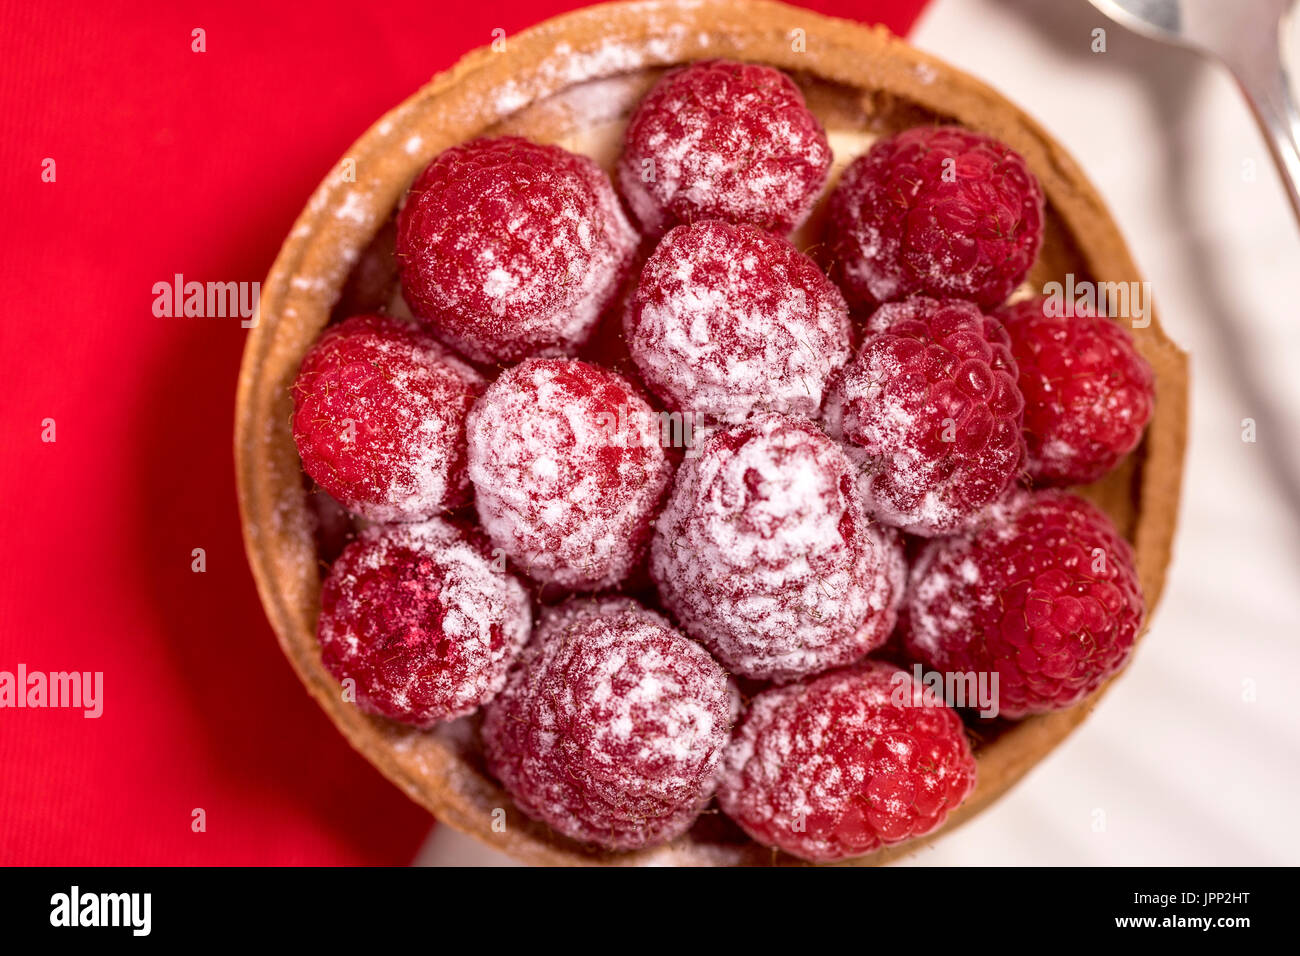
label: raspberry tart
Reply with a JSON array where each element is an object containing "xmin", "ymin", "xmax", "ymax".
[{"xmin": 237, "ymin": 0, "xmax": 1187, "ymax": 865}]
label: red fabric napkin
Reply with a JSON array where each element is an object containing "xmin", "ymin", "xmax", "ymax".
[{"xmin": 0, "ymin": 0, "xmax": 928, "ymax": 865}]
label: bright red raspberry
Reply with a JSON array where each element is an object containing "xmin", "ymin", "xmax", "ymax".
[
  {"xmin": 718, "ymin": 661, "xmax": 977, "ymax": 862},
  {"xmin": 828, "ymin": 125, "xmax": 1044, "ymax": 308},
  {"xmin": 650, "ymin": 414, "xmax": 906, "ymax": 681},
  {"xmin": 626, "ymin": 220, "xmax": 851, "ymax": 423},
  {"xmin": 996, "ymin": 296, "xmax": 1155, "ymax": 486},
  {"xmin": 902, "ymin": 490, "xmax": 1144, "ymax": 717},
  {"xmin": 466, "ymin": 357, "xmax": 673, "ymax": 591},
  {"xmin": 825, "ymin": 297, "xmax": 1025, "ymax": 536},
  {"xmin": 292, "ymin": 314, "xmax": 484, "ymax": 522},
  {"xmin": 396, "ymin": 136, "xmax": 637, "ymax": 363},
  {"xmin": 482, "ymin": 597, "xmax": 734, "ymax": 851},
  {"xmin": 318, "ymin": 519, "xmax": 531, "ymax": 727},
  {"xmin": 617, "ymin": 60, "xmax": 832, "ymax": 237}
]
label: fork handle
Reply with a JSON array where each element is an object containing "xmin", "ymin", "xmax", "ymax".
[{"xmin": 1228, "ymin": 18, "xmax": 1300, "ymax": 227}]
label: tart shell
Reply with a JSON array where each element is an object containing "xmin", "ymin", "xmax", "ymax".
[{"xmin": 235, "ymin": 0, "xmax": 1188, "ymax": 866}]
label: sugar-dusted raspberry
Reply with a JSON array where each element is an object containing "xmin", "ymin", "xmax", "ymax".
[
  {"xmin": 995, "ymin": 296, "xmax": 1155, "ymax": 486},
  {"xmin": 292, "ymin": 314, "xmax": 485, "ymax": 522},
  {"xmin": 650, "ymin": 414, "xmax": 905, "ymax": 682},
  {"xmin": 482, "ymin": 597, "xmax": 733, "ymax": 851},
  {"xmin": 466, "ymin": 357, "xmax": 673, "ymax": 591},
  {"xmin": 317, "ymin": 519, "xmax": 531, "ymax": 727},
  {"xmin": 828, "ymin": 125, "xmax": 1044, "ymax": 308},
  {"xmin": 824, "ymin": 296, "xmax": 1026, "ymax": 536},
  {"xmin": 718, "ymin": 661, "xmax": 976, "ymax": 862},
  {"xmin": 902, "ymin": 490, "xmax": 1143, "ymax": 717},
  {"xmin": 617, "ymin": 60, "xmax": 832, "ymax": 237},
  {"xmin": 625, "ymin": 220, "xmax": 852, "ymax": 423},
  {"xmin": 396, "ymin": 136, "xmax": 637, "ymax": 363}
]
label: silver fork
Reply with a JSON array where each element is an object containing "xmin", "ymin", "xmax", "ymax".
[{"xmin": 1089, "ymin": 0, "xmax": 1300, "ymax": 226}]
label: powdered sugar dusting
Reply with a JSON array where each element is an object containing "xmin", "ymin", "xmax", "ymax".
[
  {"xmin": 651, "ymin": 414, "xmax": 903, "ymax": 681},
  {"xmin": 486, "ymin": 27, "xmax": 702, "ymax": 121},
  {"xmin": 318, "ymin": 519, "xmax": 532, "ymax": 725},
  {"xmin": 396, "ymin": 138, "xmax": 637, "ymax": 363},
  {"xmin": 904, "ymin": 565, "xmax": 966, "ymax": 659},
  {"xmin": 467, "ymin": 357, "xmax": 673, "ymax": 590},
  {"xmin": 617, "ymin": 59, "xmax": 832, "ymax": 235},
  {"xmin": 627, "ymin": 220, "xmax": 851, "ymax": 423},
  {"xmin": 482, "ymin": 597, "xmax": 733, "ymax": 850}
]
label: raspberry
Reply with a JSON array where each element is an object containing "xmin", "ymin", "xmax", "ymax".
[
  {"xmin": 466, "ymin": 357, "xmax": 673, "ymax": 591},
  {"xmin": 396, "ymin": 136, "xmax": 637, "ymax": 363},
  {"xmin": 482, "ymin": 597, "xmax": 734, "ymax": 850},
  {"xmin": 902, "ymin": 490, "xmax": 1143, "ymax": 717},
  {"xmin": 317, "ymin": 519, "xmax": 531, "ymax": 727},
  {"xmin": 824, "ymin": 296, "xmax": 1026, "ymax": 536},
  {"xmin": 996, "ymin": 296, "xmax": 1155, "ymax": 486},
  {"xmin": 292, "ymin": 314, "xmax": 484, "ymax": 522},
  {"xmin": 626, "ymin": 220, "xmax": 852, "ymax": 423},
  {"xmin": 650, "ymin": 414, "xmax": 905, "ymax": 682},
  {"xmin": 617, "ymin": 60, "xmax": 832, "ymax": 236},
  {"xmin": 717, "ymin": 661, "xmax": 977, "ymax": 862},
  {"xmin": 828, "ymin": 125, "xmax": 1044, "ymax": 308}
]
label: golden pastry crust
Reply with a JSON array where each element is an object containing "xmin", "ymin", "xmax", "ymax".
[{"xmin": 235, "ymin": 0, "xmax": 1187, "ymax": 866}]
